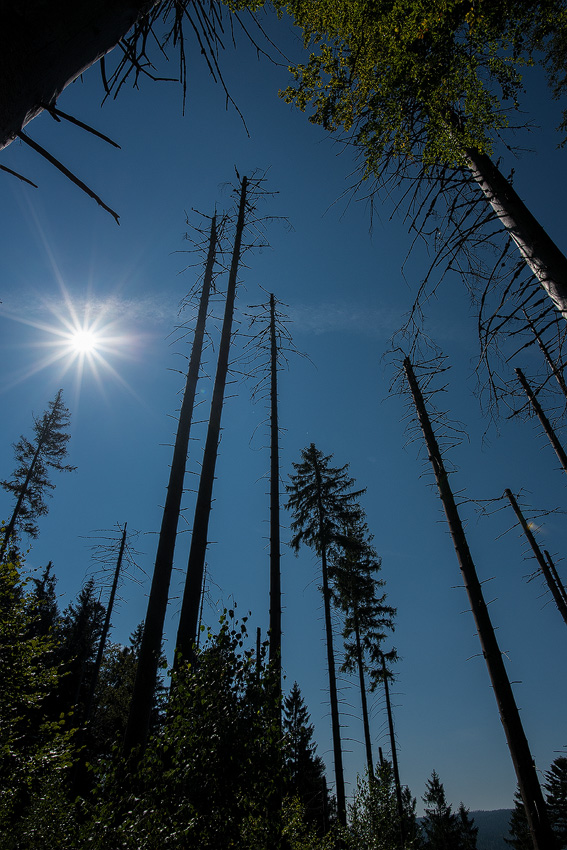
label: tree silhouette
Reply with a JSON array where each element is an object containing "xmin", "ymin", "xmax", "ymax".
[
  {"xmin": 124, "ymin": 214, "xmax": 218, "ymax": 756},
  {"xmin": 286, "ymin": 442, "xmax": 364, "ymax": 827},
  {"xmin": 283, "ymin": 682, "xmax": 330, "ymax": 835},
  {"xmin": 329, "ymin": 513, "xmax": 396, "ymax": 779},
  {"xmin": 545, "ymin": 757, "xmax": 567, "ymax": 847},
  {"xmin": 0, "ymin": 389, "xmax": 75, "ymax": 561}
]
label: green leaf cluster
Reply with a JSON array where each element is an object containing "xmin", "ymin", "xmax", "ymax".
[
  {"xmin": 0, "ymin": 556, "xmax": 73, "ymax": 840},
  {"xmin": 243, "ymin": 0, "xmax": 567, "ymax": 172}
]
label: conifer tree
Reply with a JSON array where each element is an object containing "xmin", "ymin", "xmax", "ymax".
[
  {"xmin": 330, "ymin": 513, "xmax": 396, "ymax": 778},
  {"xmin": 421, "ymin": 771, "xmax": 462, "ymax": 850},
  {"xmin": 56, "ymin": 578, "xmax": 105, "ymax": 719},
  {"xmin": 283, "ymin": 682, "xmax": 329, "ymax": 834},
  {"xmin": 0, "ymin": 389, "xmax": 75, "ymax": 561},
  {"xmin": 457, "ymin": 803, "xmax": 479, "ymax": 850},
  {"xmin": 507, "ymin": 789, "xmax": 533, "ymax": 850},
  {"xmin": 28, "ymin": 561, "xmax": 59, "ymax": 638},
  {"xmin": 286, "ymin": 443, "xmax": 365, "ymax": 827},
  {"xmin": 546, "ymin": 757, "xmax": 567, "ymax": 847}
]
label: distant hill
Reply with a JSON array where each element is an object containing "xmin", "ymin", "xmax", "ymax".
[{"xmin": 470, "ymin": 809, "xmax": 513, "ymax": 850}]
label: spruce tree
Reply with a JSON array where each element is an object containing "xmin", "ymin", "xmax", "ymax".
[
  {"xmin": 421, "ymin": 771, "xmax": 462, "ymax": 850},
  {"xmin": 457, "ymin": 803, "xmax": 479, "ymax": 850},
  {"xmin": 286, "ymin": 443, "xmax": 365, "ymax": 826},
  {"xmin": 506, "ymin": 789, "xmax": 533, "ymax": 850},
  {"xmin": 546, "ymin": 757, "xmax": 567, "ymax": 847},
  {"xmin": 330, "ymin": 513, "xmax": 396, "ymax": 778},
  {"xmin": 283, "ymin": 682, "xmax": 329, "ymax": 834},
  {"xmin": 55, "ymin": 578, "xmax": 105, "ymax": 719},
  {"xmin": 28, "ymin": 561, "xmax": 59, "ymax": 638},
  {"xmin": 0, "ymin": 389, "xmax": 75, "ymax": 561}
]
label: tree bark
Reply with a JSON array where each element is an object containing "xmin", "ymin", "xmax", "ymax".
[
  {"xmin": 464, "ymin": 147, "xmax": 567, "ymax": 320},
  {"xmin": 381, "ymin": 654, "xmax": 405, "ymax": 848},
  {"xmin": 123, "ymin": 216, "xmax": 217, "ymax": 756},
  {"xmin": 175, "ymin": 177, "xmax": 248, "ymax": 662},
  {"xmin": 404, "ymin": 357, "xmax": 556, "ymax": 850},
  {"xmin": 0, "ymin": 1, "xmax": 157, "ymax": 150}
]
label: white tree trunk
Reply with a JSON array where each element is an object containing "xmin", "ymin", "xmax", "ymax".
[{"xmin": 465, "ymin": 146, "xmax": 567, "ymax": 320}]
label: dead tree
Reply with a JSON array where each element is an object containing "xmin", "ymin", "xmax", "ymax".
[
  {"xmin": 515, "ymin": 367, "xmax": 567, "ymax": 474},
  {"xmin": 175, "ymin": 176, "xmax": 248, "ymax": 662},
  {"xmin": 268, "ymin": 293, "xmax": 282, "ymax": 686},
  {"xmin": 123, "ymin": 214, "xmax": 217, "ymax": 756},
  {"xmin": 504, "ymin": 489, "xmax": 567, "ymax": 627},
  {"xmin": 404, "ymin": 357, "xmax": 556, "ymax": 850}
]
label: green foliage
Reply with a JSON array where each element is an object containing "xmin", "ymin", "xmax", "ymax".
[
  {"xmin": 254, "ymin": 0, "xmax": 567, "ymax": 173},
  {"xmin": 346, "ymin": 761, "xmax": 420, "ymax": 849},
  {"xmin": 81, "ymin": 612, "xmax": 286, "ymax": 849},
  {"xmin": 0, "ymin": 556, "xmax": 73, "ymax": 841}
]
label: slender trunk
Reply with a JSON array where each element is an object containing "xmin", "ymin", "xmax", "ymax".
[
  {"xmin": 123, "ymin": 217, "xmax": 217, "ymax": 756},
  {"xmin": 515, "ymin": 367, "xmax": 567, "ymax": 474},
  {"xmin": 86, "ymin": 522, "xmax": 128, "ymax": 722},
  {"xmin": 0, "ymin": 2, "xmax": 157, "ymax": 150},
  {"xmin": 404, "ymin": 357, "xmax": 556, "ymax": 850},
  {"xmin": 70, "ymin": 522, "xmax": 127, "ymax": 797},
  {"xmin": 504, "ymin": 489, "xmax": 567, "ymax": 627},
  {"xmin": 381, "ymin": 654, "xmax": 404, "ymax": 845},
  {"xmin": 175, "ymin": 177, "xmax": 248, "ymax": 661},
  {"xmin": 544, "ymin": 550, "xmax": 567, "ymax": 607},
  {"xmin": 314, "ymin": 457, "xmax": 347, "ymax": 828},
  {"xmin": 352, "ymin": 606, "xmax": 373, "ymax": 778},
  {"xmin": 523, "ymin": 311, "xmax": 567, "ymax": 402},
  {"xmin": 269, "ymin": 294, "xmax": 282, "ymax": 688},
  {"xmin": 464, "ymin": 147, "xmax": 567, "ymax": 319},
  {"xmin": 0, "ymin": 391, "xmax": 61, "ymax": 562}
]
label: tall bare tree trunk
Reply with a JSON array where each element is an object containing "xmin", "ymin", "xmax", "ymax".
[
  {"xmin": 123, "ymin": 216, "xmax": 217, "ymax": 756},
  {"xmin": 0, "ymin": 2, "xmax": 157, "ymax": 150},
  {"xmin": 268, "ymin": 293, "xmax": 282, "ymax": 688},
  {"xmin": 175, "ymin": 177, "xmax": 248, "ymax": 661},
  {"xmin": 504, "ymin": 489, "xmax": 567, "ymax": 627},
  {"xmin": 404, "ymin": 357, "xmax": 556, "ymax": 850},
  {"xmin": 515, "ymin": 367, "xmax": 567, "ymax": 474},
  {"xmin": 464, "ymin": 147, "xmax": 567, "ymax": 320},
  {"xmin": 545, "ymin": 550, "xmax": 567, "ymax": 608}
]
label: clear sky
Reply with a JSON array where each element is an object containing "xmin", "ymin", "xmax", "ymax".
[{"xmin": 1, "ymin": 7, "xmax": 566, "ymax": 818}]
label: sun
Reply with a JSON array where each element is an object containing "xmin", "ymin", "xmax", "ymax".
[
  {"xmin": 68, "ymin": 328, "xmax": 100, "ymax": 354},
  {"xmin": 1, "ymin": 292, "xmax": 138, "ymax": 398}
]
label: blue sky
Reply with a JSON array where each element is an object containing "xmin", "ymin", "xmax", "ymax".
[{"xmin": 1, "ymin": 7, "xmax": 566, "ymax": 818}]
